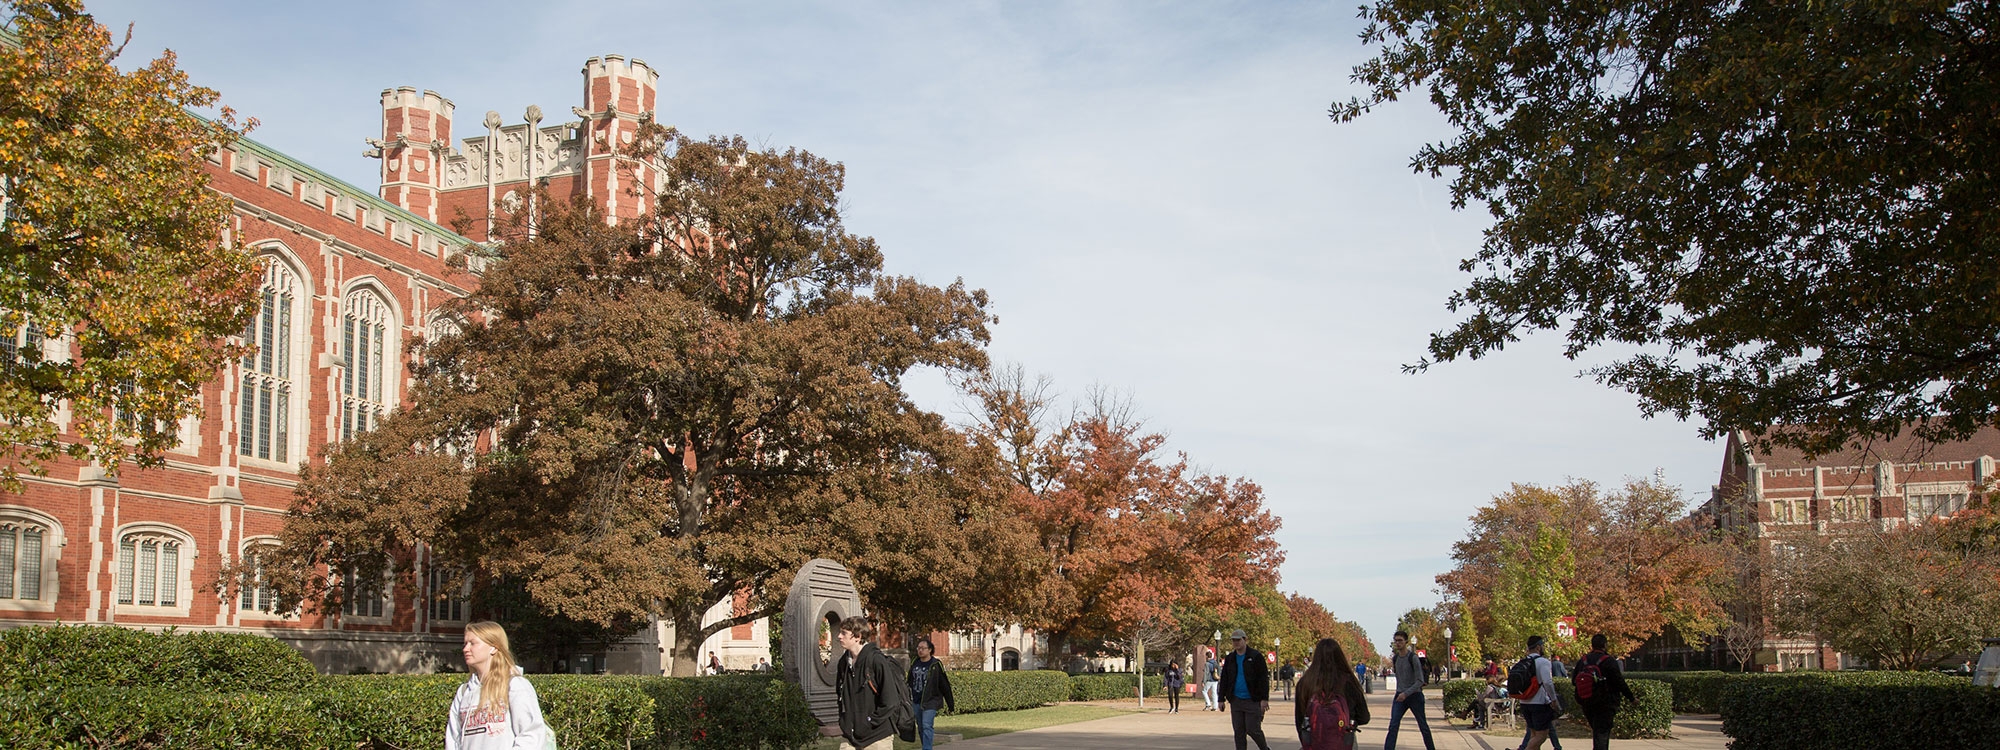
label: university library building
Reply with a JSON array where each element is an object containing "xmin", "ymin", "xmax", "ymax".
[
  {"xmin": 1634, "ymin": 427, "xmax": 1996, "ymax": 672},
  {"xmin": 0, "ymin": 55, "xmax": 794, "ymax": 675}
]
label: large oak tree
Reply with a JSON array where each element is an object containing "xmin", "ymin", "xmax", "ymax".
[
  {"xmin": 1337, "ymin": 0, "xmax": 2000, "ymax": 456},
  {"xmin": 0, "ymin": 1, "xmax": 257, "ymax": 489},
  {"xmin": 263, "ymin": 134, "xmax": 1018, "ymax": 674}
]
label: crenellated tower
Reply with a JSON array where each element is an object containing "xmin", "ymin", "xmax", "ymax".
[
  {"xmin": 371, "ymin": 87, "xmax": 454, "ymax": 223},
  {"xmin": 578, "ymin": 55, "xmax": 660, "ymax": 224}
]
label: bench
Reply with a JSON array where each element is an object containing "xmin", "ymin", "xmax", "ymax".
[{"xmin": 1479, "ymin": 697, "xmax": 1516, "ymax": 730}]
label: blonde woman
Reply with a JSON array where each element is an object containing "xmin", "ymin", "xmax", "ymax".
[{"xmin": 448, "ymin": 621, "xmax": 553, "ymax": 750}]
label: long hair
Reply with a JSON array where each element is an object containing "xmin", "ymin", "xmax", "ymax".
[
  {"xmin": 1296, "ymin": 638, "xmax": 1357, "ymax": 707},
  {"xmin": 465, "ymin": 621, "xmax": 519, "ymax": 713}
]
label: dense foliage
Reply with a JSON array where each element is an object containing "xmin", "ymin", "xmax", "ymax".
[
  {"xmin": 1767, "ymin": 516, "xmax": 2000, "ymax": 670},
  {"xmin": 0, "ymin": 0, "xmax": 259, "ymax": 488},
  {"xmin": 0, "ymin": 625, "xmax": 314, "ymax": 693},
  {"xmin": 1718, "ymin": 675, "xmax": 1996, "ymax": 750},
  {"xmin": 946, "ymin": 670, "xmax": 1074, "ymax": 714},
  {"xmin": 1338, "ymin": 0, "xmax": 2000, "ymax": 457},
  {"xmin": 1626, "ymin": 669, "xmax": 1973, "ymax": 715}
]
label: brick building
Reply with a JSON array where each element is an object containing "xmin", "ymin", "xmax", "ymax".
[
  {"xmin": 0, "ymin": 53, "xmax": 768, "ymax": 675},
  {"xmin": 1636, "ymin": 427, "xmax": 1995, "ymax": 671}
]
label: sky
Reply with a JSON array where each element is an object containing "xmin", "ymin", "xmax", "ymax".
[{"xmin": 86, "ymin": 0, "xmax": 1721, "ymax": 654}]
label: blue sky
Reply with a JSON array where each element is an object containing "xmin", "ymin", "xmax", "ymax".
[{"xmin": 92, "ymin": 0, "xmax": 1719, "ymax": 654}]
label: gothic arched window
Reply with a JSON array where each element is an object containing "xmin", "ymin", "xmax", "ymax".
[
  {"xmin": 341, "ymin": 289, "xmax": 396, "ymax": 440},
  {"xmin": 240, "ymin": 260, "xmax": 300, "ymax": 462}
]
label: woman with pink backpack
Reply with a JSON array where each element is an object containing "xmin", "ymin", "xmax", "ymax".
[{"xmin": 1294, "ymin": 638, "xmax": 1371, "ymax": 750}]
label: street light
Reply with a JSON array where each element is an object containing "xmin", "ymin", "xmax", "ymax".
[{"xmin": 1443, "ymin": 627, "xmax": 1454, "ymax": 678}]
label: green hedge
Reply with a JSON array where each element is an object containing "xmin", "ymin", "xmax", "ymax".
[
  {"xmin": 1441, "ymin": 678, "xmax": 1482, "ymax": 715},
  {"xmin": 1548, "ymin": 677, "xmax": 1673, "ymax": 739},
  {"xmin": 1719, "ymin": 679, "xmax": 2000, "ymax": 750},
  {"xmin": 320, "ymin": 673, "xmax": 814, "ymax": 750},
  {"xmin": 0, "ymin": 624, "xmax": 316, "ymax": 694},
  {"xmin": 0, "ymin": 687, "xmax": 347, "ymax": 750},
  {"xmin": 947, "ymin": 670, "xmax": 1073, "ymax": 714},
  {"xmin": 1067, "ymin": 672, "xmax": 1167, "ymax": 701},
  {"xmin": 1626, "ymin": 669, "xmax": 1970, "ymax": 714}
]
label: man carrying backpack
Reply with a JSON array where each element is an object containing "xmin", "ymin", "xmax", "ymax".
[
  {"xmin": 1385, "ymin": 630, "xmax": 1435, "ymax": 750},
  {"xmin": 1571, "ymin": 634, "xmax": 1637, "ymax": 750},
  {"xmin": 833, "ymin": 616, "xmax": 909, "ymax": 750},
  {"xmin": 1510, "ymin": 635, "xmax": 1559, "ymax": 750}
]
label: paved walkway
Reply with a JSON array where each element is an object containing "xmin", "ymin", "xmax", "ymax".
[{"xmin": 951, "ymin": 691, "xmax": 1729, "ymax": 750}]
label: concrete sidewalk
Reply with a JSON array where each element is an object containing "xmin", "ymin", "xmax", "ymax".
[{"xmin": 949, "ymin": 691, "xmax": 1729, "ymax": 750}]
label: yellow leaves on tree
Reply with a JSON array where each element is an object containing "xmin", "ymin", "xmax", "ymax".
[{"xmin": 0, "ymin": 1, "xmax": 257, "ymax": 489}]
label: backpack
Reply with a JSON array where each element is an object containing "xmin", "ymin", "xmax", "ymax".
[
  {"xmin": 1574, "ymin": 653, "xmax": 1608, "ymax": 701},
  {"xmin": 1506, "ymin": 654, "xmax": 1542, "ymax": 699},
  {"xmin": 1301, "ymin": 692, "xmax": 1357, "ymax": 750},
  {"xmin": 866, "ymin": 653, "xmax": 918, "ymax": 742}
]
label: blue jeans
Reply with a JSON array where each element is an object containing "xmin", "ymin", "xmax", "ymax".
[
  {"xmin": 1385, "ymin": 693, "xmax": 1435, "ymax": 750},
  {"xmin": 915, "ymin": 704, "xmax": 939, "ymax": 750}
]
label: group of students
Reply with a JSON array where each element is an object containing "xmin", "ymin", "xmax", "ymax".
[{"xmin": 1384, "ymin": 630, "xmax": 1639, "ymax": 750}]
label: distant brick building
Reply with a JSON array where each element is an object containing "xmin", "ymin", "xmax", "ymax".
[
  {"xmin": 1636, "ymin": 427, "xmax": 1995, "ymax": 671},
  {"xmin": 0, "ymin": 53, "xmax": 767, "ymax": 675}
]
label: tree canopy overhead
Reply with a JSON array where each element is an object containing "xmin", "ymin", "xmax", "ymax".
[
  {"xmin": 0, "ymin": 0, "xmax": 258, "ymax": 488},
  {"xmin": 1337, "ymin": 0, "xmax": 2000, "ymax": 456}
]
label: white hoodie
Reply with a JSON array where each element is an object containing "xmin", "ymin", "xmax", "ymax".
[{"xmin": 445, "ymin": 666, "xmax": 552, "ymax": 750}]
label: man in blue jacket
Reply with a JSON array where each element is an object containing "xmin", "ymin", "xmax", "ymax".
[{"xmin": 1216, "ymin": 628, "xmax": 1272, "ymax": 750}]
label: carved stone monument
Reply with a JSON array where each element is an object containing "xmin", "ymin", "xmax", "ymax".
[{"xmin": 783, "ymin": 558, "xmax": 865, "ymax": 734}]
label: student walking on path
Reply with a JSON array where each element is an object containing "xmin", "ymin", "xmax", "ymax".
[
  {"xmin": 1294, "ymin": 638, "xmax": 1370, "ymax": 749},
  {"xmin": 1384, "ymin": 630, "xmax": 1435, "ymax": 750},
  {"xmin": 1573, "ymin": 634, "xmax": 1637, "ymax": 750},
  {"xmin": 1217, "ymin": 629, "xmax": 1274, "ymax": 750},
  {"xmin": 907, "ymin": 638, "xmax": 955, "ymax": 750},
  {"xmin": 1516, "ymin": 635, "xmax": 1560, "ymax": 750},
  {"xmin": 1204, "ymin": 652, "xmax": 1222, "ymax": 711},
  {"xmin": 447, "ymin": 621, "xmax": 553, "ymax": 750},
  {"xmin": 834, "ymin": 616, "xmax": 901, "ymax": 750},
  {"xmin": 1163, "ymin": 661, "xmax": 1185, "ymax": 713}
]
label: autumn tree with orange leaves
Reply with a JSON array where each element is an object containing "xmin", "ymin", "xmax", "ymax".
[
  {"xmin": 261, "ymin": 137, "xmax": 1027, "ymax": 674},
  {"xmin": 0, "ymin": 1, "xmax": 258, "ymax": 490},
  {"xmin": 1438, "ymin": 477, "xmax": 1729, "ymax": 657},
  {"xmin": 964, "ymin": 369, "xmax": 1284, "ymax": 665}
]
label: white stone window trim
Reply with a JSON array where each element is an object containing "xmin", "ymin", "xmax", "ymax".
[
  {"xmin": 425, "ymin": 562, "xmax": 471, "ymax": 624},
  {"xmin": 113, "ymin": 522, "xmax": 196, "ymax": 618},
  {"xmin": 338, "ymin": 281, "xmax": 402, "ymax": 443},
  {"xmin": 338, "ymin": 566, "xmax": 395, "ymax": 625},
  {"xmin": 0, "ymin": 506, "xmax": 62, "ymax": 613},
  {"xmin": 1903, "ymin": 481, "xmax": 1971, "ymax": 521},
  {"xmin": 235, "ymin": 536, "xmax": 294, "ymax": 621},
  {"xmin": 1827, "ymin": 495, "xmax": 1871, "ymax": 523},
  {"xmin": 237, "ymin": 251, "xmax": 311, "ymax": 471}
]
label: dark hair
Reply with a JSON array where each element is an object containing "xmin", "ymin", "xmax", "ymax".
[
  {"xmin": 1526, "ymin": 634, "xmax": 1546, "ymax": 651},
  {"xmin": 837, "ymin": 615, "xmax": 874, "ymax": 641},
  {"xmin": 1296, "ymin": 638, "xmax": 1358, "ymax": 708},
  {"xmin": 1394, "ymin": 630, "xmax": 1410, "ymax": 640},
  {"xmin": 914, "ymin": 637, "xmax": 935, "ymax": 655},
  {"xmin": 1591, "ymin": 634, "xmax": 1608, "ymax": 650}
]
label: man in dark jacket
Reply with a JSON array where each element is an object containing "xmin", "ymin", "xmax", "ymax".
[
  {"xmin": 1573, "ymin": 634, "xmax": 1638, "ymax": 750},
  {"xmin": 833, "ymin": 616, "xmax": 899, "ymax": 750},
  {"xmin": 1216, "ymin": 628, "xmax": 1273, "ymax": 750}
]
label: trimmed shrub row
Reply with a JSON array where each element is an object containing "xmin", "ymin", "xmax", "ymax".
[
  {"xmin": 0, "ymin": 687, "xmax": 347, "ymax": 750},
  {"xmin": 1067, "ymin": 672, "xmax": 1167, "ymax": 701},
  {"xmin": 1624, "ymin": 669, "xmax": 1970, "ymax": 714},
  {"xmin": 0, "ymin": 624, "xmax": 316, "ymax": 694},
  {"xmin": 1435, "ymin": 677, "xmax": 1670, "ymax": 739},
  {"xmin": 947, "ymin": 669, "xmax": 1073, "ymax": 714},
  {"xmin": 1718, "ymin": 680, "xmax": 2000, "ymax": 750}
]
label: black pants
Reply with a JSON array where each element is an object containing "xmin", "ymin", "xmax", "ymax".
[
  {"xmin": 1582, "ymin": 701, "xmax": 1616, "ymax": 750},
  {"xmin": 1166, "ymin": 686, "xmax": 1181, "ymax": 711},
  {"xmin": 1229, "ymin": 699, "xmax": 1271, "ymax": 750}
]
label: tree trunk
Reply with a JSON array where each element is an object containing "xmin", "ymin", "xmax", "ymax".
[
  {"xmin": 671, "ymin": 611, "xmax": 705, "ymax": 677},
  {"xmin": 1135, "ymin": 636, "xmax": 1146, "ymax": 707}
]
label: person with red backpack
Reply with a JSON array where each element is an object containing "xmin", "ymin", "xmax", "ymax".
[
  {"xmin": 1509, "ymin": 635, "xmax": 1560, "ymax": 750},
  {"xmin": 1571, "ymin": 634, "xmax": 1637, "ymax": 750},
  {"xmin": 1294, "ymin": 637, "xmax": 1370, "ymax": 750}
]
